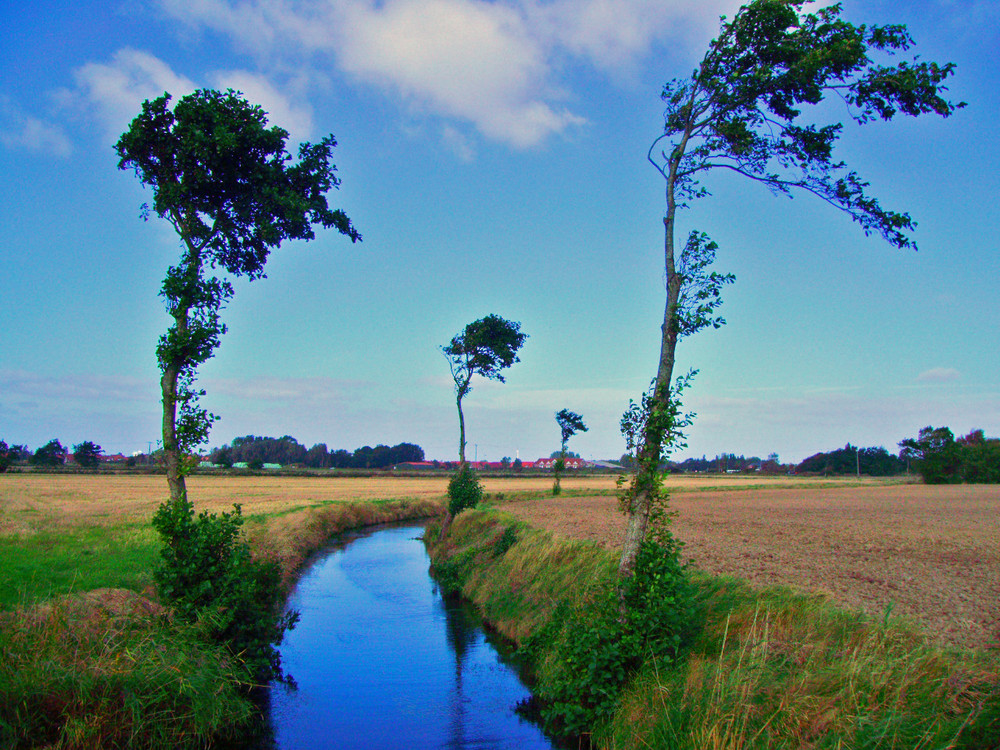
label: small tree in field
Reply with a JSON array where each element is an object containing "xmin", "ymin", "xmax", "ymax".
[
  {"xmin": 441, "ymin": 314, "xmax": 526, "ymax": 526},
  {"xmin": 552, "ymin": 409, "xmax": 587, "ymax": 495},
  {"xmin": 116, "ymin": 89, "xmax": 360, "ymax": 505},
  {"xmin": 619, "ymin": 0, "xmax": 964, "ymax": 579},
  {"xmin": 442, "ymin": 314, "xmax": 527, "ymax": 465}
]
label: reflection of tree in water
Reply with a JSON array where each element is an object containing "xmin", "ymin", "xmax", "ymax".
[{"xmin": 441, "ymin": 592, "xmax": 480, "ymax": 749}]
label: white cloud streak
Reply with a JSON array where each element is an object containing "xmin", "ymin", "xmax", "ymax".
[
  {"xmin": 916, "ymin": 367, "xmax": 961, "ymax": 383},
  {"xmin": 156, "ymin": 0, "xmax": 742, "ymax": 148},
  {"xmin": 0, "ymin": 97, "xmax": 73, "ymax": 157}
]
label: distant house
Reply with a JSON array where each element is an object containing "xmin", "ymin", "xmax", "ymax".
[
  {"xmin": 99, "ymin": 454, "xmax": 128, "ymax": 463},
  {"xmin": 534, "ymin": 457, "xmax": 588, "ymax": 470},
  {"xmin": 396, "ymin": 461, "xmax": 436, "ymax": 471}
]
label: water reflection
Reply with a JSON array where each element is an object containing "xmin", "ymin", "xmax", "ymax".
[{"xmin": 261, "ymin": 524, "xmax": 553, "ymax": 750}]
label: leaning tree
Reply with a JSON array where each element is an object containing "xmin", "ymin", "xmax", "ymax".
[
  {"xmin": 442, "ymin": 314, "xmax": 528, "ymax": 465},
  {"xmin": 619, "ymin": 0, "xmax": 964, "ymax": 577},
  {"xmin": 553, "ymin": 409, "xmax": 587, "ymax": 495},
  {"xmin": 116, "ymin": 89, "xmax": 360, "ymax": 504}
]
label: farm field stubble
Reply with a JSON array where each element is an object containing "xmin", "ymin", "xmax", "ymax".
[
  {"xmin": 498, "ymin": 482, "xmax": 1000, "ymax": 652},
  {"xmin": 2, "ymin": 473, "xmax": 995, "ymax": 651}
]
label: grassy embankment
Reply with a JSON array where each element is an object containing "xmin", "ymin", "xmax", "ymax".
[
  {"xmin": 427, "ymin": 506, "xmax": 1000, "ymax": 750},
  {"xmin": 0, "ymin": 474, "xmax": 445, "ymax": 749}
]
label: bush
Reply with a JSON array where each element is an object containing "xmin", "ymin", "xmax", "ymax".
[
  {"xmin": 151, "ymin": 497, "xmax": 298, "ymax": 683},
  {"xmin": 447, "ymin": 464, "xmax": 483, "ymax": 516},
  {"xmin": 531, "ymin": 536, "xmax": 697, "ymax": 739}
]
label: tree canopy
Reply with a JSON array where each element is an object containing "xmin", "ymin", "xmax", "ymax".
[
  {"xmin": 900, "ymin": 426, "xmax": 1000, "ymax": 484},
  {"xmin": 116, "ymin": 89, "xmax": 360, "ymax": 502},
  {"xmin": 72, "ymin": 441, "xmax": 104, "ymax": 469},
  {"xmin": 30, "ymin": 439, "xmax": 67, "ymax": 467}
]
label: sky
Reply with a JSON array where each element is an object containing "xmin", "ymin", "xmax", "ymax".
[{"xmin": 1, "ymin": 0, "xmax": 998, "ymax": 465}]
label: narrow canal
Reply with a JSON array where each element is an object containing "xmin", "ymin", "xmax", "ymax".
[{"xmin": 260, "ymin": 523, "xmax": 555, "ymax": 749}]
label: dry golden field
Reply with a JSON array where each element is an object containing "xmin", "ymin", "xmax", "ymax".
[
  {"xmin": 0, "ymin": 471, "xmax": 868, "ymax": 532},
  {"xmin": 2, "ymin": 472, "xmax": 996, "ymax": 651}
]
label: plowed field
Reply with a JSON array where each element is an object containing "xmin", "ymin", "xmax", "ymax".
[{"xmin": 499, "ymin": 483, "xmax": 1000, "ymax": 651}]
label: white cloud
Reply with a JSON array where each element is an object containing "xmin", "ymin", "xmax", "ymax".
[
  {"xmin": 58, "ymin": 50, "xmax": 315, "ymax": 145},
  {"xmin": 332, "ymin": 0, "xmax": 582, "ymax": 148},
  {"xmin": 210, "ymin": 70, "xmax": 315, "ymax": 142},
  {"xmin": 523, "ymin": 0, "xmax": 737, "ymax": 73},
  {"xmin": 155, "ymin": 0, "xmax": 742, "ymax": 148},
  {"xmin": 916, "ymin": 367, "xmax": 961, "ymax": 383},
  {"xmin": 0, "ymin": 97, "xmax": 73, "ymax": 157},
  {"xmin": 61, "ymin": 48, "xmax": 197, "ymax": 139}
]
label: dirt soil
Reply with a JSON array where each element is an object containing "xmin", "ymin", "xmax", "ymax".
[{"xmin": 499, "ymin": 483, "xmax": 1000, "ymax": 652}]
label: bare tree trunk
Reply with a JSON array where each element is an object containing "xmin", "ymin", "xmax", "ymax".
[
  {"xmin": 618, "ymin": 209, "xmax": 681, "ymax": 578},
  {"xmin": 161, "ymin": 297, "xmax": 190, "ymax": 505},
  {"xmin": 161, "ymin": 364, "xmax": 186, "ymax": 503},
  {"xmin": 456, "ymin": 394, "xmax": 466, "ymax": 466}
]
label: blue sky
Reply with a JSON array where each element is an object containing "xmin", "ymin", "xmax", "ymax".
[{"xmin": 1, "ymin": 0, "xmax": 997, "ymax": 464}]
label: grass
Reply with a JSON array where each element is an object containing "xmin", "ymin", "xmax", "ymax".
[
  {"xmin": 0, "ymin": 524, "xmax": 159, "ymax": 609},
  {"xmin": 428, "ymin": 507, "xmax": 1000, "ymax": 750},
  {"xmin": 0, "ymin": 474, "xmax": 447, "ymax": 748},
  {"xmin": 0, "ymin": 594, "xmax": 255, "ymax": 749}
]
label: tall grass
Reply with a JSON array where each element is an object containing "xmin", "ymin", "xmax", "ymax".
[
  {"xmin": 607, "ymin": 577, "xmax": 999, "ymax": 749},
  {"xmin": 0, "ymin": 593, "xmax": 254, "ymax": 749},
  {"xmin": 428, "ymin": 508, "xmax": 1000, "ymax": 749}
]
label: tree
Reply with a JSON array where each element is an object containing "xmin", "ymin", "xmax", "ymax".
[
  {"xmin": 900, "ymin": 426, "xmax": 962, "ymax": 484},
  {"xmin": 31, "ymin": 439, "xmax": 68, "ymax": 467},
  {"xmin": 72, "ymin": 441, "xmax": 104, "ymax": 469},
  {"xmin": 553, "ymin": 409, "xmax": 587, "ymax": 495},
  {"xmin": 442, "ymin": 314, "xmax": 527, "ymax": 465},
  {"xmin": 116, "ymin": 89, "xmax": 360, "ymax": 504},
  {"xmin": 620, "ymin": 0, "xmax": 963, "ymax": 578}
]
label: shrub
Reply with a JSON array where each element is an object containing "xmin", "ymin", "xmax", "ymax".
[
  {"xmin": 531, "ymin": 535, "xmax": 697, "ymax": 739},
  {"xmin": 151, "ymin": 497, "xmax": 298, "ymax": 683},
  {"xmin": 447, "ymin": 464, "xmax": 483, "ymax": 516}
]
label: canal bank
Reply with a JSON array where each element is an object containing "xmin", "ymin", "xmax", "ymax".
[{"xmin": 426, "ymin": 508, "xmax": 998, "ymax": 749}]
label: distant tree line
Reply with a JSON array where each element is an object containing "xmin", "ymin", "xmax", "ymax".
[
  {"xmin": 900, "ymin": 427, "xmax": 1000, "ymax": 484},
  {"xmin": 206, "ymin": 435, "xmax": 425, "ymax": 469},
  {"xmin": 0, "ymin": 439, "xmax": 106, "ymax": 471},
  {"xmin": 795, "ymin": 445, "xmax": 906, "ymax": 477}
]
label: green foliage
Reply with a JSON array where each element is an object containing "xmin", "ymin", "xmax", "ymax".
[
  {"xmin": 151, "ymin": 496, "xmax": 298, "ymax": 682},
  {"xmin": 443, "ymin": 314, "xmax": 529, "ymax": 389},
  {"xmin": 530, "ymin": 536, "xmax": 697, "ymax": 739},
  {"xmin": 652, "ymin": 0, "xmax": 963, "ymax": 251},
  {"xmin": 797, "ymin": 443, "xmax": 906, "ymax": 476},
  {"xmin": 675, "ymin": 231, "xmax": 735, "ymax": 338},
  {"xmin": 117, "ymin": 88, "xmax": 359, "ymax": 499},
  {"xmin": 553, "ymin": 409, "xmax": 587, "ymax": 495},
  {"xmin": 30, "ymin": 439, "xmax": 67, "ymax": 467},
  {"xmin": 447, "ymin": 464, "xmax": 483, "ymax": 517},
  {"xmin": 0, "ymin": 441, "xmax": 11, "ymax": 473},
  {"xmin": 71, "ymin": 440, "xmax": 103, "ymax": 469},
  {"xmin": 443, "ymin": 314, "xmax": 528, "ymax": 463},
  {"xmin": 900, "ymin": 426, "xmax": 1000, "ymax": 484},
  {"xmin": 492, "ymin": 524, "xmax": 520, "ymax": 558}
]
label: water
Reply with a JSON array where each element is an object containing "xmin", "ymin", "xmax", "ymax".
[{"xmin": 261, "ymin": 523, "xmax": 555, "ymax": 750}]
